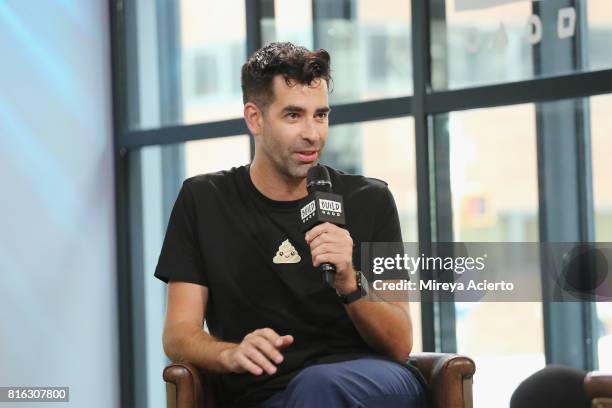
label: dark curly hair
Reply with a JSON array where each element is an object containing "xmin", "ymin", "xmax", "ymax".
[{"xmin": 241, "ymin": 42, "xmax": 332, "ymax": 111}]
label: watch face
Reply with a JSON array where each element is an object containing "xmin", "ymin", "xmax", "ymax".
[
  {"xmin": 339, "ymin": 272, "xmax": 368, "ymax": 304},
  {"xmin": 358, "ymin": 272, "xmax": 368, "ymax": 296}
]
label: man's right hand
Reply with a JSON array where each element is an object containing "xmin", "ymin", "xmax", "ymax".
[{"xmin": 219, "ymin": 328, "xmax": 294, "ymax": 376}]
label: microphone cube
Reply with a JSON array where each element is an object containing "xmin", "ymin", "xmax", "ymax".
[{"xmin": 299, "ymin": 191, "xmax": 346, "ymax": 232}]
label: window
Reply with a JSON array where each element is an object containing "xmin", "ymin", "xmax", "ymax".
[
  {"xmin": 445, "ymin": 104, "xmax": 544, "ymax": 407},
  {"xmin": 262, "ymin": 0, "xmax": 413, "ymax": 103},
  {"xmin": 430, "ymin": 0, "xmax": 612, "ymax": 89},
  {"xmin": 323, "ymin": 117, "xmax": 421, "ymax": 349},
  {"xmin": 193, "ymin": 54, "xmax": 219, "ymax": 95},
  {"xmin": 126, "ymin": 0, "xmax": 246, "ymax": 130},
  {"xmin": 131, "ymin": 136, "xmax": 250, "ymax": 408},
  {"xmin": 185, "ymin": 135, "xmax": 251, "ymax": 177},
  {"xmin": 591, "ymin": 94, "xmax": 612, "ymax": 370},
  {"xmin": 112, "ymin": 1, "xmax": 612, "ymax": 406}
]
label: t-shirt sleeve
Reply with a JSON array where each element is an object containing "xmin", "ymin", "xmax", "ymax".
[
  {"xmin": 154, "ymin": 180, "xmax": 208, "ymax": 286},
  {"xmin": 370, "ymin": 185, "xmax": 408, "ymax": 282},
  {"xmin": 372, "ymin": 185, "xmax": 403, "ymax": 243}
]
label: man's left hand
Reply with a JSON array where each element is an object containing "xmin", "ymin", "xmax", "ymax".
[{"xmin": 305, "ymin": 222, "xmax": 357, "ymax": 295}]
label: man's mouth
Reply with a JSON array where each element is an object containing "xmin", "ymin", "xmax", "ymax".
[{"xmin": 295, "ymin": 150, "xmax": 318, "ymax": 163}]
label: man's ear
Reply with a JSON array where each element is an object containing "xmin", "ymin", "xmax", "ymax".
[{"xmin": 244, "ymin": 102, "xmax": 264, "ymax": 137}]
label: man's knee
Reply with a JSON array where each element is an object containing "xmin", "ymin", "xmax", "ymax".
[
  {"xmin": 288, "ymin": 364, "xmax": 346, "ymax": 392},
  {"xmin": 283, "ymin": 364, "xmax": 352, "ymax": 405},
  {"xmin": 279, "ymin": 359, "xmax": 427, "ymax": 408}
]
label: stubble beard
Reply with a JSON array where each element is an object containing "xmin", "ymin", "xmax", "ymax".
[
  {"xmin": 261, "ymin": 126, "xmax": 325, "ymax": 181},
  {"xmin": 271, "ymin": 149, "xmax": 316, "ymax": 180}
]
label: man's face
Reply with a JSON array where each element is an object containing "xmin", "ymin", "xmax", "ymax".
[{"xmin": 257, "ymin": 75, "xmax": 330, "ymax": 180}]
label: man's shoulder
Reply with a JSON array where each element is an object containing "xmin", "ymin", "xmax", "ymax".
[
  {"xmin": 326, "ymin": 165, "xmax": 390, "ymax": 195},
  {"xmin": 182, "ymin": 165, "xmax": 246, "ymax": 195}
]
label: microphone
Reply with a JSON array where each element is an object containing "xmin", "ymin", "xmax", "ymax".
[{"xmin": 299, "ymin": 165, "xmax": 346, "ymax": 287}]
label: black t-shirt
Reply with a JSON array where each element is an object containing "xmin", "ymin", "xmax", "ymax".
[{"xmin": 154, "ymin": 165, "xmax": 405, "ymax": 407}]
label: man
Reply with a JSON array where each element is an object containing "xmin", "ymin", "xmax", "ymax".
[{"xmin": 155, "ymin": 42, "xmax": 427, "ymax": 407}]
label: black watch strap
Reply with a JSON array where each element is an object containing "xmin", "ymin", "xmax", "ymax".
[
  {"xmin": 339, "ymin": 271, "xmax": 367, "ymax": 304},
  {"xmin": 340, "ymin": 288, "xmax": 363, "ymax": 304}
]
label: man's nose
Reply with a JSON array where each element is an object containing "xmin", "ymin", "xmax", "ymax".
[{"xmin": 300, "ymin": 119, "xmax": 320, "ymax": 144}]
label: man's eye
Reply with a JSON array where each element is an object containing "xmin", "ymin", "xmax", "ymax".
[
  {"xmin": 286, "ymin": 113, "xmax": 299, "ymax": 119},
  {"xmin": 317, "ymin": 112, "xmax": 328, "ymax": 119}
]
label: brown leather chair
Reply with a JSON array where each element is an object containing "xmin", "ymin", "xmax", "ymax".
[
  {"xmin": 163, "ymin": 352, "xmax": 476, "ymax": 408},
  {"xmin": 510, "ymin": 365, "xmax": 612, "ymax": 408},
  {"xmin": 585, "ymin": 372, "xmax": 612, "ymax": 408}
]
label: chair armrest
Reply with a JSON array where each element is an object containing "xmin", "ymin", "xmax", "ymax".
[
  {"xmin": 585, "ymin": 371, "xmax": 612, "ymax": 408},
  {"xmin": 163, "ymin": 354, "xmax": 476, "ymax": 408},
  {"xmin": 163, "ymin": 362, "xmax": 208, "ymax": 408},
  {"xmin": 409, "ymin": 352, "xmax": 476, "ymax": 408}
]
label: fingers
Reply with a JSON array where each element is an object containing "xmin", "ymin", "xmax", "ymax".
[
  {"xmin": 310, "ymin": 242, "xmax": 351, "ymax": 259},
  {"xmin": 304, "ymin": 223, "xmax": 325, "ymax": 244},
  {"xmin": 312, "ymin": 252, "xmax": 347, "ymax": 268},
  {"xmin": 307, "ymin": 229, "xmax": 351, "ymax": 257},
  {"xmin": 305, "ymin": 222, "xmax": 353, "ymax": 271},
  {"xmin": 244, "ymin": 345, "xmax": 278, "ymax": 375},
  {"xmin": 250, "ymin": 336, "xmax": 284, "ymax": 365},
  {"xmin": 308, "ymin": 232, "xmax": 352, "ymax": 268},
  {"xmin": 309, "ymin": 242, "xmax": 334, "ymax": 260},
  {"xmin": 235, "ymin": 352, "xmax": 264, "ymax": 375},
  {"xmin": 253, "ymin": 327, "xmax": 282, "ymax": 345},
  {"xmin": 252, "ymin": 328, "xmax": 294, "ymax": 355},
  {"xmin": 307, "ymin": 224, "xmax": 352, "ymax": 247},
  {"xmin": 231, "ymin": 329, "xmax": 294, "ymax": 376},
  {"xmin": 276, "ymin": 335, "xmax": 294, "ymax": 349},
  {"xmin": 305, "ymin": 222, "xmax": 340, "ymax": 244}
]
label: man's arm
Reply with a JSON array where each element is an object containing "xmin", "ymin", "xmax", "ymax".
[
  {"xmin": 306, "ymin": 223, "xmax": 413, "ymax": 362},
  {"xmin": 163, "ymin": 281, "xmax": 294, "ymax": 375},
  {"xmin": 342, "ymin": 284, "xmax": 413, "ymax": 362}
]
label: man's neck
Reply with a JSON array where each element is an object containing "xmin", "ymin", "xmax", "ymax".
[{"xmin": 249, "ymin": 157, "xmax": 308, "ymax": 202}]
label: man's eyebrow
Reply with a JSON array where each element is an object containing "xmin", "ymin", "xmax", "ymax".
[
  {"xmin": 282, "ymin": 105, "xmax": 305, "ymax": 113},
  {"xmin": 281, "ymin": 105, "xmax": 331, "ymax": 114}
]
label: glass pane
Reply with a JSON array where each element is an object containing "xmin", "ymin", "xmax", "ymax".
[
  {"xmin": 136, "ymin": 144, "xmax": 174, "ymax": 408},
  {"xmin": 133, "ymin": 136, "xmax": 250, "ymax": 406},
  {"xmin": 127, "ymin": 0, "xmax": 246, "ymax": 130},
  {"xmin": 185, "ymin": 135, "xmax": 251, "ymax": 178},
  {"xmin": 262, "ymin": 0, "xmax": 413, "ymax": 103},
  {"xmin": 591, "ymin": 94, "xmax": 612, "ymax": 370},
  {"xmin": 179, "ymin": 0, "xmax": 246, "ymax": 125},
  {"xmin": 445, "ymin": 104, "xmax": 544, "ymax": 407},
  {"xmin": 322, "ymin": 117, "xmax": 421, "ymax": 350},
  {"xmin": 431, "ymin": 0, "xmax": 612, "ymax": 90},
  {"xmin": 592, "ymin": 95, "xmax": 612, "ymax": 243},
  {"xmin": 450, "ymin": 105, "xmax": 539, "ymax": 242},
  {"xmin": 587, "ymin": 1, "xmax": 612, "ymax": 72}
]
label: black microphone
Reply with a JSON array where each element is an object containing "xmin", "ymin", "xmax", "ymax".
[{"xmin": 299, "ymin": 165, "xmax": 346, "ymax": 287}]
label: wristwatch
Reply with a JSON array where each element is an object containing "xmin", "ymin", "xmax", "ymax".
[{"xmin": 338, "ymin": 270, "xmax": 368, "ymax": 304}]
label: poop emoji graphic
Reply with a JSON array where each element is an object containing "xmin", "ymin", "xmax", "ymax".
[{"xmin": 273, "ymin": 239, "xmax": 301, "ymax": 264}]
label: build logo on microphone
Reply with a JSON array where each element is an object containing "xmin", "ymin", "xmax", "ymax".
[
  {"xmin": 298, "ymin": 191, "xmax": 346, "ymax": 231},
  {"xmin": 318, "ymin": 199, "xmax": 342, "ymax": 216},
  {"xmin": 300, "ymin": 200, "xmax": 316, "ymax": 222}
]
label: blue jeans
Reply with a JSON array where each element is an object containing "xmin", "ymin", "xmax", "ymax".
[{"xmin": 259, "ymin": 357, "xmax": 428, "ymax": 408}]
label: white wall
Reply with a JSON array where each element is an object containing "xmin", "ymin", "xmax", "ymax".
[{"xmin": 0, "ymin": 1, "xmax": 118, "ymax": 407}]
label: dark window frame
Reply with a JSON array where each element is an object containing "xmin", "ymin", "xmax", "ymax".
[{"xmin": 109, "ymin": 1, "xmax": 612, "ymax": 406}]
